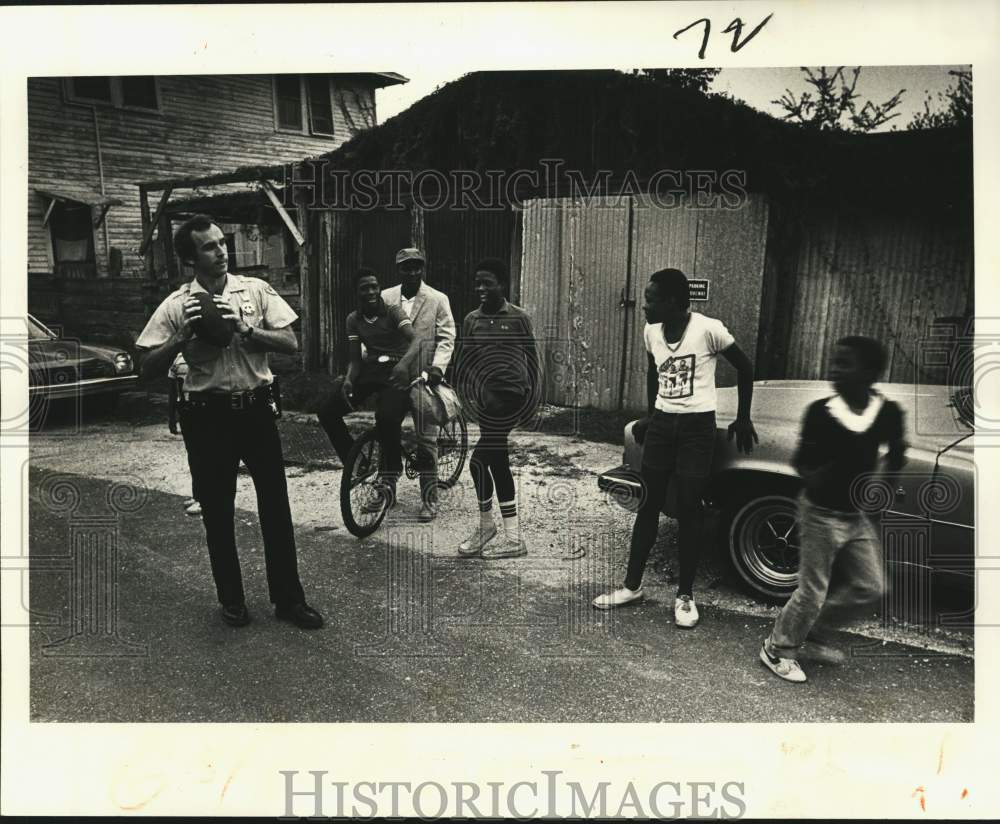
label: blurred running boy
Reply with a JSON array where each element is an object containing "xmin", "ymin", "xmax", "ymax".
[{"xmin": 760, "ymin": 336, "xmax": 907, "ymax": 683}]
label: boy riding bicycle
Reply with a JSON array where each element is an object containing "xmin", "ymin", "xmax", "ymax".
[{"xmin": 317, "ymin": 269, "xmax": 422, "ymax": 509}]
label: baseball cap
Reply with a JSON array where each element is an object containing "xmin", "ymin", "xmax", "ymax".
[{"xmin": 395, "ymin": 247, "xmax": 425, "ymax": 265}]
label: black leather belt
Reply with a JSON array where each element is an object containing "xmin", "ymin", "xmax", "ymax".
[{"xmin": 185, "ymin": 384, "xmax": 274, "ymax": 411}]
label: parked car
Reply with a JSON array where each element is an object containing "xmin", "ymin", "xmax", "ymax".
[
  {"xmin": 598, "ymin": 381, "xmax": 975, "ymax": 602},
  {"xmin": 27, "ymin": 314, "xmax": 138, "ymax": 419}
]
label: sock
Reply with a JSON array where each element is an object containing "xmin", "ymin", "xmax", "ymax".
[
  {"xmin": 479, "ymin": 499, "xmax": 494, "ymax": 531},
  {"xmin": 499, "ymin": 499, "xmax": 518, "ymax": 538}
]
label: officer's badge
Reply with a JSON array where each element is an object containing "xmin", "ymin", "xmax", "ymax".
[{"xmin": 241, "ymin": 302, "xmax": 255, "ymax": 315}]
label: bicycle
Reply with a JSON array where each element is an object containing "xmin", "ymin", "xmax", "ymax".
[{"xmin": 340, "ymin": 376, "xmax": 469, "ymax": 537}]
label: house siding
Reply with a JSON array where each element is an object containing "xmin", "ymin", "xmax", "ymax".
[{"xmin": 28, "ymin": 74, "xmax": 374, "ymax": 281}]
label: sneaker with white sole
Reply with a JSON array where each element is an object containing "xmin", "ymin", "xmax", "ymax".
[
  {"xmin": 759, "ymin": 640, "xmax": 807, "ymax": 683},
  {"xmin": 458, "ymin": 524, "xmax": 498, "ymax": 557},
  {"xmin": 184, "ymin": 499, "xmax": 202, "ymax": 517},
  {"xmin": 674, "ymin": 594, "xmax": 700, "ymax": 628},
  {"xmin": 481, "ymin": 534, "xmax": 527, "ymax": 559},
  {"xmin": 592, "ymin": 586, "xmax": 644, "ymax": 610}
]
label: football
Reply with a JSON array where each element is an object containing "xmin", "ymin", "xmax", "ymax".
[{"xmin": 191, "ymin": 292, "xmax": 236, "ymax": 347}]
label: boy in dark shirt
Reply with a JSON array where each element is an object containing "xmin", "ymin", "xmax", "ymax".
[
  {"xmin": 760, "ymin": 336, "xmax": 907, "ymax": 683},
  {"xmin": 317, "ymin": 269, "xmax": 422, "ymax": 503},
  {"xmin": 454, "ymin": 257, "xmax": 541, "ymax": 558}
]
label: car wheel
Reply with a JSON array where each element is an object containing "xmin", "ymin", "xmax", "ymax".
[{"xmin": 726, "ymin": 492, "xmax": 801, "ymax": 601}]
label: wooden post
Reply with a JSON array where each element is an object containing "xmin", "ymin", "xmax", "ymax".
[
  {"xmin": 160, "ymin": 211, "xmax": 177, "ymax": 281},
  {"xmin": 295, "ymin": 199, "xmax": 311, "ymax": 372},
  {"xmin": 138, "ymin": 186, "xmax": 173, "ymax": 257},
  {"xmin": 318, "ymin": 212, "xmax": 334, "ymax": 375},
  {"xmin": 139, "ymin": 185, "xmax": 154, "ymax": 278},
  {"xmin": 262, "ymin": 180, "xmax": 305, "ymax": 246}
]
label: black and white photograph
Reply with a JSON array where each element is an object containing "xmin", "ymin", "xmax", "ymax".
[{"xmin": 2, "ymin": 1, "xmax": 998, "ymax": 819}]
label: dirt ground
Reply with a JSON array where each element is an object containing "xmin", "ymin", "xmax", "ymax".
[{"xmin": 28, "ymin": 389, "xmax": 973, "ymax": 658}]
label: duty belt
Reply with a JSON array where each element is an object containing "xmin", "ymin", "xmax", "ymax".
[{"xmin": 185, "ymin": 384, "xmax": 275, "ymax": 411}]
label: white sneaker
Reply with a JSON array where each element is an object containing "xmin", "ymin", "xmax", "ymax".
[
  {"xmin": 759, "ymin": 641, "xmax": 807, "ymax": 683},
  {"xmin": 482, "ymin": 534, "xmax": 527, "ymax": 559},
  {"xmin": 674, "ymin": 594, "xmax": 699, "ymax": 628},
  {"xmin": 458, "ymin": 524, "xmax": 498, "ymax": 557},
  {"xmin": 184, "ymin": 499, "xmax": 202, "ymax": 517},
  {"xmin": 592, "ymin": 587, "xmax": 644, "ymax": 610}
]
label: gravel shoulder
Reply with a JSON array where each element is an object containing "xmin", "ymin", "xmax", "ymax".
[{"xmin": 28, "ymin": 391, "xmax": 973, "ymax": 659}]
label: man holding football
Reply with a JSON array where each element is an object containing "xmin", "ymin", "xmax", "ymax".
[{"xmin": 137, "ymin": 214, "xmax": 323, "ymax": 631}]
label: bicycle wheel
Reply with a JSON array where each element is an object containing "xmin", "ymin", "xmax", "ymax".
[
  {"xmin": 435, "ymin": 413, "xmax": 469, "ymax": 489},
  {"xmin": 340, "ymin": 429, "xmax": 392, "ymax": 538}
]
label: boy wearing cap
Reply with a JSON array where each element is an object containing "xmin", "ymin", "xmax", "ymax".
[{"xmin": 381, "ymin": 247, "xmax": 457, "ymax": 522}]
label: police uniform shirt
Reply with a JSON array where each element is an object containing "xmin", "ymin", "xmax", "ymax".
[
  {"xmin": 136, "ymin": 274, "xmax": 297, "ymax": 393},
  {"xmin": 460, "ymin": 299, "xmax": 537, "ymax": 398},
  {"xmin": 346, "ymin": 301, "xmax": 412, "ymax": 364}
]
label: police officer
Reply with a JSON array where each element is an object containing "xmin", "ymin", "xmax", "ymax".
[{"xmin": 137, "ymin": 214, "xmax": 323, "ymax": 630}]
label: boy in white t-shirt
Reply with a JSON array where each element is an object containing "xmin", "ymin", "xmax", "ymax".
[{"xmin": 594, "ymin": 268, "xmax": 758, "ymax": 628}]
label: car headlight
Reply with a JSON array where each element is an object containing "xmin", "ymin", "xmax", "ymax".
[{"xmin": 114, "ymin": 353, "xmax": 133, "ymax": 374}]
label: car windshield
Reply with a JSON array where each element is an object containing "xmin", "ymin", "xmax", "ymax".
[{"xmin": 28, "ymin": 316, "xmax": 56, "ymax": 341}]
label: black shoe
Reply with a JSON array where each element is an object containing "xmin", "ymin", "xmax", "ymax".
[
  {"xmin": 275, "ymin": 602, "xmax": 324, "ymax": 630},
  {"xmin": 221, "ymin": 603, "xmax": 250, "ymax": 627}
]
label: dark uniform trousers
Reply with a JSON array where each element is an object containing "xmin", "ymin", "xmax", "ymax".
[{"xmin": 179, "ymin": 402, "xmax": 305, "ymax": 608}]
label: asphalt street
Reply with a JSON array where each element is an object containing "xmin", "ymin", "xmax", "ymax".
[{"xmin": 25, "ymin": 411, "xmax": 974, "ymax": 722}]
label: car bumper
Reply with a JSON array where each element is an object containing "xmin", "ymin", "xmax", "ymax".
[
  {"xmin": 598, "ymin": 464, "xmax": 644, "ymax": 502},
  {"xmin": 29, "ymin": 374, "xmax": 138, "ymax": 400}
]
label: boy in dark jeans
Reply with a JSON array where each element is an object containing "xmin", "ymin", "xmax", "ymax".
[
  {"xmin": 593, "ymin": 268, "xmax": 758, "ymax": 628},
  {"xmin": 760, "ymin": 336, "xmax": 907, "ymax": 682}
]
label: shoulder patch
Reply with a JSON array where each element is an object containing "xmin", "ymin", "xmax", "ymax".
[{"xmin": 264, "ymin": 284, "xmax": 279, "ymax": 296}]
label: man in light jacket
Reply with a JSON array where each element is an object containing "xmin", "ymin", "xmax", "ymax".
[{"xmin": 381, "ymin": 247, "xmax": 456, "ymax": 521}]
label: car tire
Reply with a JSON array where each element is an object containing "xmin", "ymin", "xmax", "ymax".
[{"xmin": 725, "ymin": 489, "xmax": 802, "ymax": 602}]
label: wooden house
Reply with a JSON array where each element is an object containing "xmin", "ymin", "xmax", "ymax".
[{"xmin": 27, "ymin": 72, "xmax": 407, "ymax": 345}]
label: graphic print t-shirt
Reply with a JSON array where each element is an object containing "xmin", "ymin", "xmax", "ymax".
[{"xmin": 644, "ymin": 312, "xmax": 735, "ymax": 413}]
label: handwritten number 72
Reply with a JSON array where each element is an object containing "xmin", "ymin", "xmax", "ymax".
[{"xmin": 674, "ymin": 13, "xmax": 774, "ymax": 60}]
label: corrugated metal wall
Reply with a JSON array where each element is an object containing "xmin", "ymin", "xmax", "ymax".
[
  {"xmin": 421, "ymin": 207, "xmax": 516, "ymax": 339},
  {"xmin": 313, "ymin": 206, "xmax": 516, "ymax": 374},
  {"xmin": 317, "ymin": 208, "xmax": 413, "ymax": 373},
  {"xmin": 783, "ymin": 209, "xmax": 973, "ymax": 383},
  {"xmin": 521, "ymin": 194, "xmax": 769, "ymax": 412},
  {"xmin": 519, "ymin": 197, "xmax": 633, "ymax": 408},
  {"xmin": 309, "ymin": 197, "xmax": 970, "ymax": 392}
]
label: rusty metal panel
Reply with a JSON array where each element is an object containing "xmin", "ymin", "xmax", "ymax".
[
  {"xmin": 622, "ymin": 196, "xmax": 700, "ymax": 411},
  {"xmin": 783, "ymin": 209, "xmax": 971, "ymax": 383},
  {"xmin": 520, "ymin": 196, "xmax": 631, "ymax": 409},
  {"xmin": 520, "ymin": 199, "xmax": 571, "ymax": 406},
  {"xmin": 692, "ymin": 195, "xmax": 770, "ymax": 387}
]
